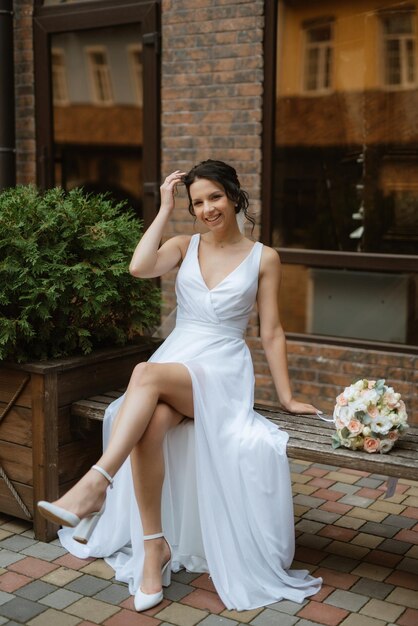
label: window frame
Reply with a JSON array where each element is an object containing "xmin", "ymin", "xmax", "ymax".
[
  {"xmin": 262, "ymin": 0, "xmax": 417, "ymax": 353},
  {"xmin": 128, "ymin": 43, "xmax": 144, "ymax": 106},
  {"xmin": 380, "ymin": 9, "xmax": 417, "ymax": 89},
  {"xmin": 51, "ymin": 47, "xmax": 69, "ymax": 106},
  {"xmin": 33, "ymin": 0, "xmax": 161, "ymax": 228},
  {"xmin": 85, "ymin": 45, "xmax": 114, "ymax": 105},
  {"xmin": 302, "ymin": 20, "xmax": 334, "ymax": 94}
]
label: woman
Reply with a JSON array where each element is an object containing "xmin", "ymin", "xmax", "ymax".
[{"xmin": 38, "ymin": 160, "xmax": 322, "ymax": 611}]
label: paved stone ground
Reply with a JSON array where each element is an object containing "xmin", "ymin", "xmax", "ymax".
[{"xmin": 0, "ymin": 461, "xmax": 417, "ymax": 626}]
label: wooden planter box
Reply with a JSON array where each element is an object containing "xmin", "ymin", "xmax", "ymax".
[{"xmin": 0, "ymin": 339, "xmax": 157, "ymax": 541}]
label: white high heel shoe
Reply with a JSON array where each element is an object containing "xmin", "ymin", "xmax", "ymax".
[
  {"xmin": 37, "ymin": 465, "xmax": 113, "ymax": 544},
  {"xmin": 134, "ymin": 532, "xmax": 172, "ymax": 612}
]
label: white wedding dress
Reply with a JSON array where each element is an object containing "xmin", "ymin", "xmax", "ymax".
[{"xmin": 59, "ymin": 233, "xmax": 322, "ymax": 610}]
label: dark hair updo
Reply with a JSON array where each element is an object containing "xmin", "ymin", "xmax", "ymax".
[{"xmin": 182, "ymin": 159, "xmax": 255, "ymax": 229}]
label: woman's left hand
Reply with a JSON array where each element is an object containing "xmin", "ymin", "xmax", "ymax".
[{"xmin": 282, "ymin": 398, "xmax": 322, "ymax": 415}]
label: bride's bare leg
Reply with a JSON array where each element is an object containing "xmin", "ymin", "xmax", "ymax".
[
  {"xmin": 48, "ymin": 363, "xmax": 193, "ymax": 519},
  {"xmin": 130, "ymin": 402, "xmax": 185, "ymax": 593}
]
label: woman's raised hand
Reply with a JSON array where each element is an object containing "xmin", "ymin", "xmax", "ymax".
[{"xmin": 160, "ymin": 171, "xmax": 186, "ymax": 213}]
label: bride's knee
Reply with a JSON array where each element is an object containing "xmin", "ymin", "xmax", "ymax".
[{"xmin": 130, "ymin": 362, "xmax": 157, "ymax": 388}]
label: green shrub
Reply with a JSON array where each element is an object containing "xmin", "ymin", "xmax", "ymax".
[{"xmin": 0, "ymin": 186, "xmax": 161, "ymax": 362}]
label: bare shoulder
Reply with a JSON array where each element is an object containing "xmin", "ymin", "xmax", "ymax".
[
  {"xmin": 260, "ymin": 244, "xmax": 281, "ymax": 276},
  {"xmin": 165, "ymin": 234, "xmax": 192, "ymax": 260}
]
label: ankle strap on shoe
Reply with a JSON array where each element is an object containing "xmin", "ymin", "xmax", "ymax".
[
  {"xmin": 91, "ymin": 465, "xmax": 113, "ymax": 488},
  {"xmin": 143, "ymin": 532, "xmax": 164, "ymax": 540}
]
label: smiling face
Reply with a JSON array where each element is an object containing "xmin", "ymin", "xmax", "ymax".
[{"xmin": 189, "ymin": 177, "xmax": 237, "ymax": 231}]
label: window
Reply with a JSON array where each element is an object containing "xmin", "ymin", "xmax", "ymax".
[
  {"xmin": 129, "ymin": 44, "xmax": 143, "ymax": 106},
  {"xmin": 86, "ymin": 47, "xmax": 113, "ymax": 105},
  {"xmin": 263, "ymin": 1, "xmax": 418, "ymax": 348},
  {"xmin": 382, "ymin": 10, "xmax": 416, "ymax": 87},
  {"xmin": 303, "ymin": 21, "xmax": 333, "ymax": 92},
  {"xmin": 51, "ymin": 48, "xmax": 69, "ymax": 105}
]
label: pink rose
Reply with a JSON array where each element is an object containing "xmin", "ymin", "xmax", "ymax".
[
  {"xmin": 363, "ymin": 437, "xmax": 380, "ymax": 453},
  {"xmin": 336, "ymin": 394, "xmax": 348, "ymax": 406},
  {"xmin": 367, "ymin": 406, "xmax": 379, "ymax": 419},
  {"xmin": 347, "ymin": 419, "xmax": 363, "ymax": 435},
  {"xmin": 368, "ymin": 380, "xmax": 376, "ymax": 389},
  {"xmin": 388, "ymin": 431, "xmax": 399, "ymax": 441}
]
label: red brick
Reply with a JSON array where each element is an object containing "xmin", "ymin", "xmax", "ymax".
[
  {"xmin": 310, "ymin": 584, "xmax": 335, "ymax": 602},
  {"xmin": 310, "ymin": 478, "xmax": 338, "ymax": 489},
  {"xmin": 356, "ymin": 487, "xmax": 383, "ymax": 499},
  {"xmin": 8, "ymin": 557, "xmax": 59, "ymax": 578},
  {"xmin": 397, "ymin": 607, "xmax": 418, "ymax": 626},
  {"xmin": 297, "ymin": 600, "xmax": 349, "ymax": 626},
  {"xmin": 385, "ymin": 570, "xmax": 418, "ymax": 590},
  {"xmin": 54, "ymin": 554, "xmax": 95, "ymax": 570},
  {"xmin": 394, "ymin": 529, "xmax": 418, "ymax": 544},
  {"xmin": 0, "ymin": 571, "xmax": 32, "ymax": 592},
  {"xmin": 314, "ymin": 568, "xmax": 359, "ymax": 590},
  {"xmin": 181, "ymin": 588, "xmax": 225, "ymax": 613},
  {"xmin": 303, "ymin": 467, "xmax": 330, "ymax": 478},
  {"xmin": 365, "ymin": 549, "xmax": 402, "ymax": 568},
  {"xmin": 318, "ymin": 526, "xmax": 357, "ymax": 542},
  {"xmin": 191, "ymin": 573, "xmax": 217, "ymax": 593},
  {"xmin": 313, "ymin": 489, "xmax": 346, "ymax": 502},
  {"xmin": 320, "ymin": 501, "xmax": 353, "ymax": 515}
]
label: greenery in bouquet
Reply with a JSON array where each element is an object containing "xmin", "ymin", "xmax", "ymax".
[
  {"xmin": 332, "ymin": 379, "xmax": 408, "ymax": 454},
  {"xmin": 0, "ymin": 186, "xmax": 161, "ymax": 362}
]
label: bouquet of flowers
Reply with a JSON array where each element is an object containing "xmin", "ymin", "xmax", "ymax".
[{"xmin": 332, "ymin": 379, "xmax": 408, "ymax": 454}]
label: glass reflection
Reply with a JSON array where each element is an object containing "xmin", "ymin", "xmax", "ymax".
[
  {"xmin": 274, "ymin": 1, "xmax": 418, "ymax": 346},
  {"xmin": 51, "ymin": 24, "xmax": 143, "ymax": 217}
]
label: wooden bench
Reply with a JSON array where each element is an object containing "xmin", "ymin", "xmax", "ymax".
[{"xmin": 71, "ymin": 394, "xmax": 418, "ymax": 482}]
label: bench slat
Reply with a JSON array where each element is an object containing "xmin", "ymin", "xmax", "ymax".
[{"xmin": 71, "ymin": 395, "xmax": 418, "ymax": 481}]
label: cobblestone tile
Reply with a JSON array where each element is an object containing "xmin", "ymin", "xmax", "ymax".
[
  {"xmin": 156, "ymin": 601, "xmax": 208, "ymax": 626},
  {"xmin": 295, "ymin": 520, "xmax": 325, "ymax": 535},
  {"xmin": 313, "ymin": 568, "xmax": 359, "ymax": 590},
  {"xmin": 348, "ymin": 508, "xmax": 387, "ymax": 523},
  {"xmin": 8, "ymin": 556, "xmax": 59, "ymax": 578},
  {"xmin": 320, "ymin": 501, "xmax": 353, "ymax": 516},
  {"xmin": 103, "ymin": 608, "xmax": 161, "ymax": 625},
  {"xmin": 318, "ymin": 526, "xmax": 357, "ymax": 542},
  {"xmin": 374, "ymin": 538, "xmax": 412, "ymax": 555},
  {"xmin": 296, "ymin": 534, "xmax": 331, "ymax": 550},
  {"xmin": 22, "ymin": 542, "xmax": 67, "ymax": 561},
  {"xmin": 324, "ymin": 540, "xmax": 369, "ymax": 560},
  {"xmin": 65, "ymin": 574, "xmax": 111, "ymax": 596},
  {"xmin": 351, "ymin": 563, "xmax": 393, "ymax": 581},
  {"xmin": 250, "ymin": 608, "xmax": 298, "ymax": 626},
  {"xmin": 386, "ymin": 587, "xmax": 418, "ymax": 609},
  {"xmin": 41, "ymin": 566, "xmax": 83, "ymax": 587},
  {"xmin": 350, "ymin": 533, "xmax": 383, "ymax": 549},
  {"xmin": 397, "ymin": 557, "xmax": 418, "ymax": 573},
  {"xmin": 350, "ymin": 578, "xmax": 394, "ymax": 600},
  {"xmin": 328, "ymin": 483, "xmax": 360, "ymax": 494},
  {"xmin": 293, "ymin": 495, "xmax": 326, "ymax": 509},
  {"xmin": 383, "ymin": 514, "xmax": 417, "ymax": 529},
  {"xmin": 334, "ymin": 516, "xmax": 365, "ymax": 530},
  {"xmin": 338, "ymin": 495, "xmax": 375, "ymax": 508},
  {"xmin": 0, "ymin": 550, "xmax": 26, "ymax": 568},
  {"xmin": 0, "ymin": 571, "xmax": 32, "ymax": 592},
  {"xmin": 324, "ymin": 589, "xmax": 369, "ymax": 611},
  {"xmin": 93, "ymin": 582, "xmax": 131, "ymax": 605},
  {"xmin": 54, "ymin": 554, "xmax": 95, "ymax": 570},
  {"xmin": 164, "ymin": 579, "xmax": 195, "ymax": 601},
  {"xmin": 39, "ymin": 588, "xmax": 83, "ymax": 609},
  {"xmin": 27, "ymin": 607, "xmax": 82, "ymax": 626},
  {"xmin": 359, "ymin": 522, "xmax": 398, "ymax": 538},
  {"xmin": 0, "ymin": 590, "xmax": 15, "ymax": 605},
  {"xmin": 172, "ymin": 570, "xmax": 201, "ymax": 585},
  {"xmin": 14, "ymin": 580, "xmax": 58, "ymax": 601},
  {"xmin": 296, "ymin": 600, "xmax": 349, "ymax": 626},
  {"xmin": 320, "ymin": 554, "xmax": 360, "ymax": 573},
  {"xmin": 384, "ymin": 570, "xmax": 418, "ymax": 590},
  {"xmin": 0, "ymin": 535, "xmax": 37, "ymax": 551},
  {"xmin": 0, "ymin": 597, "xmax": 47, "ymax": 622},
  {"xmin": 370, "ymin": 501, "xmax": 407, "ymax": 515},
  {"xmin": 80, "ymin": 560, "xmax": 115, "ymax": 580},
  {"xmin": 221, "ymin": 607, "xmax": 263, "ymax": 623},
  {"xmin": 397, "ymin": 608, "xmax": 418, "ymax": 626},
  {"xmin": 356, "ymin": 478, "xmax": 385, "ymax": 489},
  {"xmin": 64, "ymin": 597, "xmax": 120, "ymax": 623},
  {"xmin": 360, "ymin": 598, "xmax": 404, "ymax": 622},
  {"xmin": 364, "ymin": 550, "xmax": 402, "ymax": 569},
  {"xmin": 302, "ymin": 510, "xmax": 341, "ymax": 525},
  {"xmin": 0, "ymin": 530, "xmax": 12, "ymax": 541},
  {"xmin": 181, "ymin": 588, "xmax": 225, "ymax": 613},
  {"xmin": 0, "ymin": 520, "xmax": 32, "ymax": 534},
  {"xmin": 267, "ymin": 599, "xmax": 303, "ymax": 614},
  {"xmin": 191, "ymin": 574, "xmax": 217, "ymax": 593}
]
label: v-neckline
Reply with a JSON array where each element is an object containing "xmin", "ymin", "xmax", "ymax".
[{"xmin": 196, "ymin": 234, "xmax": 257, "ymax": 292}]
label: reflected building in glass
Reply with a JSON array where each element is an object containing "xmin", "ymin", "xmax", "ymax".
[
  {"xmin": 50, "ymin": 24, "xmax": 144, "ymax": 217},
  {"xmin": 273, "ymin": 0, "xmax": 418, "ymax": 345}
]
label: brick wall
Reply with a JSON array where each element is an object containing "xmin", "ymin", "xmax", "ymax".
[
  {"xmin": 160, "ymin": 0, "xmax": 264, "ymax": 316},
  {"xmin": 13, "ymin": 0, "xmax": 36, "ymax": 184}
]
